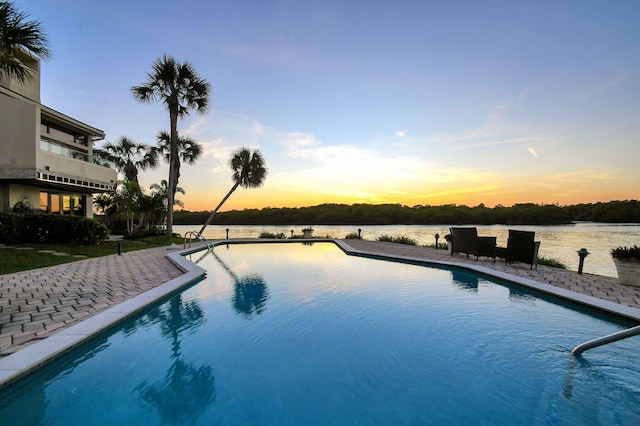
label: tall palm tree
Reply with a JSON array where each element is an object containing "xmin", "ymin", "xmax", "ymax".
[
  {"xmin": 199, "ymin": 147, "xmax": 267, "ymax": 235},
  {"xmin": 155, "ymin": 130, "xmax": 202, "ymax": 199},
  {"xmin": 131, "ymin": 55, "xmax": 210, "ymax": 239},
  {"xmin": 97, "ymin": 136, "xmax": 158, "ymax": 184},
  {"xmin": 0, "ymin": 1, "xmax": 52, "ymax": 82}
]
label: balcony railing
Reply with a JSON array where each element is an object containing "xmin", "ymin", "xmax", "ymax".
[{"xmin": 40, "ymin": 139, "xmax": 115, "ymax": 169}]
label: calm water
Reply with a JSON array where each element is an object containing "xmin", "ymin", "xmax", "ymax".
[
  {"xmin": 1, "ymin": 243, "xmax": 639, "ymax": 425},
  {"xmin": 176, "ymin": 222, "xmax": 640, "ymax": 278}
]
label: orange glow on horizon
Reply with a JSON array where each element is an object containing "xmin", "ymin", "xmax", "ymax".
[{"xmin": 178, "ymin": 186, "xmax": 637, "ymax": 212}]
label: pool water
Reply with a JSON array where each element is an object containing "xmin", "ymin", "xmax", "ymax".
[{"xmin": 1, "ymin": 242, "xmax": 640, "ymax": 425}]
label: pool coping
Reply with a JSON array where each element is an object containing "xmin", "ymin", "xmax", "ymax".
[{"xmin": 1, "ymin": 238, "xmax": 639, "ymax": 390}]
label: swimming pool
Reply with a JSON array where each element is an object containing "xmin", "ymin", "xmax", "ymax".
[{"xmin": 1, "ymin": 242, "xmax": 640, "ymax": 424}]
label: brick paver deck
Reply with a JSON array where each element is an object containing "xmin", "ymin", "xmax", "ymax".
[
  {"xmin": 0, "ymin": 246, "xmax": 183, "ymax": 356},
  {"xmin": 1, "ymin": 239, "xmax": 639, "ymax": 357}
]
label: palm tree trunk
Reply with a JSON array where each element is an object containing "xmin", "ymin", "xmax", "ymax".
[
  {"xmin": 166, "ymin": 106, "xmax": 179, "ymax": 240},
  {"xmin": 198, "ymin": 181, "xmax": 240, "ymax": 235}
]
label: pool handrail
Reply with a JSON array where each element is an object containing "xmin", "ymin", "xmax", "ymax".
[
  {"xmin": 572, "ymin": 324, "xmax": 640, "ymax": 356},
  {"xmin": 184, "ymin": 231, "xmax": 214, "ymax": 250}
]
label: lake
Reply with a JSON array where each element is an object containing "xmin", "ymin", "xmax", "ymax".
[{"xmin": 173, "ymin": 223, "xmax": 640, "ymax": 278}]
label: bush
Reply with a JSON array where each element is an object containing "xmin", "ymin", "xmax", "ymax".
[
  {"xmin": 124, "ymin": 227, "xmax": 165, "ymax": 239},
  {"xmin": 259, "ymin": 232, "xmax": 286, "ymax": 239},
  {"xmin": 377, "ymin": 235, "xmax": 417, "ymax": 245},
  {"xmin": 611, "ymin": 245, "xmax": 640, "ymax": 259},
  {"xmin": 73, "ymin": 218, "xmax": 110, "ymax": 245},
  {"xmin": 344, "ymin": 232, "xmax": 361, "ymax": 239},
  {"xmin": 0, "ymin": 213, "xmax": 109, "ymax": 245},
  {"xmin": 537, "ymin": 256, "xmax": 568, "ymax": 269}
]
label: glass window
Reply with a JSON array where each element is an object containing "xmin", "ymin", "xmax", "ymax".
[
  {"xmin": 50, "ymin": 194, "xmax": 60, "ymax": 213},
  {"xmin": 40, "ymin": 192, "xmax": 48, "ymax": 212},
  {"xmin": 62, "ymin": 195, "xmax": 71, "ymax": 214},
  {"xmin": 72, "ymin": 196, "xmax": 84, "ymax": 215},
  {"xmin": 40, "ymin": 138, "xmax": 90, "ymax": 162}
]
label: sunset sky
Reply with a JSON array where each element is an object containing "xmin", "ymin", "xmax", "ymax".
[{"xmin": 19, "ymin": 0, "xmax": 640, "ymax": 211}]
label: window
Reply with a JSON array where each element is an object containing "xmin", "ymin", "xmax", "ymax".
[
  {"xmin": 41, "ymin": 120, "xmax": 88, "ymax": 146},
  {"xmin": 50, "ymin": 194, "xmax": 60, "ymax": 213},
  {"xmin": 40, "ymin": 139, "xmax": 89, "ymax": 162},
  {"xmin": 41, "ymin": 193, "xmax": 85, "ymax": 215},
  {"xmin": 39, "ymin": 192, "xmax": 48, "ymax": 212},
  {"xmin": 73, "ymin": 196, "xmax": 85, "ymax": 215}
]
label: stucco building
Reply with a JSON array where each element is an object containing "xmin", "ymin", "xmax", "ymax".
[{"xmin": 0, "ymin": 53, "xmax": 116, "ymax": 218}]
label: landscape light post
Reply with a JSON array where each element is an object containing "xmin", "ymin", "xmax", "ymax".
[
  {"xmin": 577, "ymin": 248, "xmax": 590, "ymax": 274},
  {"xmin": 435, "ymin": 233, "xmax": 440, "ymax": 249}
]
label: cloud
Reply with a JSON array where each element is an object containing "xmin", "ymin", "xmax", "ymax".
[
  {"xmin": 282, "ymin": 132, "xmax": 321, "ymax": 158},
  {"xmin": 527, "ymin": 147, "xmax": 538, "ymax": 157},
  {"xmin": 394, "ymin": 130, "xmax": 406, "ymax": 137}
]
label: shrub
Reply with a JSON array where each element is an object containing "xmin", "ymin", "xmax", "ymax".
[
  {"xmin": 537, "ymin": 256, "xmax": 568, "ymax": 269},
  {"xmin": 125, "ymin": 227, "xmax": 165, "ymax": 239},
  {"xmin": 0, "ymin": 213, "xmax": 109, "ymax": 245},
  {"xmin": 611, "ymin": 245, "xmax": 640, "ymax": 260},
  {"xmin": 377, "ymin": 235, "xmax": 417, "ymax": 245},
  {"xmin": 259, "ymin": 232, "xmax": 286, "ymax": 239},
  {"xmin": 344, "ymin": 232, "xmax": 361, "ymax": 239},
  {"xmin": 73, "ymin": 217, "xmax": 109, "ymax": 245}
]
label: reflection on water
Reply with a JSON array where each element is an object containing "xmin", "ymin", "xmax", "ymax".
[
  {"xmin": 176, "ymin": 222, "xmax": 640, "ymax": 277},
  {"xmin": 135, "ymin": 296, "xmax": 215, "ymax": 425},
  {"xmin": 451, "ymin": 269, "xmax": 478, "ymax": 291},
  {"xmin": 212, "ymin": 250, "xmax": 270, "ymax": 319}
]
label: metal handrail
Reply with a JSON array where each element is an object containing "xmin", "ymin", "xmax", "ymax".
[
  {"xmin": 183, "ymin": 231, "xmax": 213, "ymax": 250},
  {"xmin": 572, "ymin": 324, "xmax": 640, "ymax": 356}
]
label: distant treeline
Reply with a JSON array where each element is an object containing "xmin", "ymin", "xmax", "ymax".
[{"xmin": 173, "ymin": 200, "xmax": 640, "ymax": 226}]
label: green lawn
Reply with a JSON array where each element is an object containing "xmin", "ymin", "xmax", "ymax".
[{"xmin": 0, "ymin": 236, "xmax": 184, "ymax": 275}]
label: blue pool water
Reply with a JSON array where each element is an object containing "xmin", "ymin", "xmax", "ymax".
[{"xmin": 1, "ymin": 242, "xmax": 640, "ymax": 425}]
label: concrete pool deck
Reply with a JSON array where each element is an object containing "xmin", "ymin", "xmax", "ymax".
[{"xmin": 1, "ymin": 238, "xmax": 640, "ymax": 386}]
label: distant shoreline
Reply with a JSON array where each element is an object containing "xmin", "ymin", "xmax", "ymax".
[{"xmin": 172, "ymin": 200, "xmax": 640, "ymax": 227}]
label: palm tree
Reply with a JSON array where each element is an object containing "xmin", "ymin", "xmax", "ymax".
[
  {"xmin": 199, "ymin": 147, "xmax": 267, "ymax": 235},
  {"xmin": 0, "ymin": 1, "xmax": 52, "ymax": 82},
  {"xmin": 93, "ymin": 193, "xmax": 116, "ymax": 226},
  {"xmin": 131, "ymin": 55, "xmax": 210, "ymax": 239},
  {"xmin": 155, "ymin": 130, "xmax": 202, "ymax": 199},
  {"xmin": 97, "ymin": 136, "xmax": 158, "ymax": 184},
  {"xmin": 150, "ymin": 179, "xmax": 185, "ymax": 210},
  {"xmin": 114, "ymin": 180, "xmax": 143, "ymax": 235}
]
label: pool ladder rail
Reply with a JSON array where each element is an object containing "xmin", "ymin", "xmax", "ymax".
[
  {"xmin": 183, "ymin": 231, "xmax": 214, "ymax": 250},
  {"xmin": 572, "ymin": 324, "xmax": 640, "ymax": 356}
]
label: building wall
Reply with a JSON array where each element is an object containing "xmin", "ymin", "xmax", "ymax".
[
  {"xmin": 0, "ymin": 92, "xmax": 38, "ymax": 170},
  {"xmin": 0, "ymin": 52, "xmax": 40, "ymax": 102}
]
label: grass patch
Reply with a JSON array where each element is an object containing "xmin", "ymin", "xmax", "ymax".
[{"xmin": 0, "ymin": 236, "xmax": 183, "ymax": 275}]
